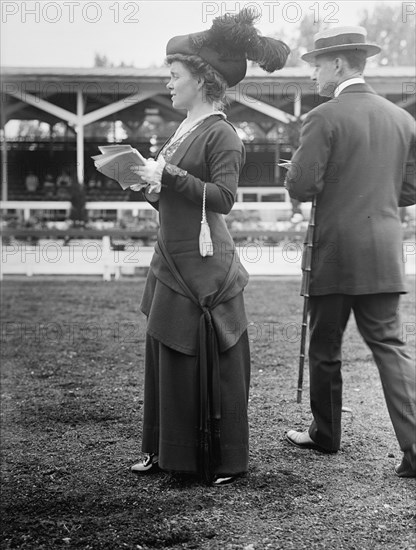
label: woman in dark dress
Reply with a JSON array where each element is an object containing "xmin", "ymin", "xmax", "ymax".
[{"xmin": 130, "ymin": 10, "xmax": 289, "ymax": 485}]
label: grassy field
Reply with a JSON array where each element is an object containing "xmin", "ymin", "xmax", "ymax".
[{"xmin": 1, "ymin": 276, "xmax": 415, "ymax": 550}]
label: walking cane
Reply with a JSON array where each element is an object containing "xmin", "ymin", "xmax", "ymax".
[{"xmin": 297, "ymin": 196, "xmax": 317, "ymax": 403}]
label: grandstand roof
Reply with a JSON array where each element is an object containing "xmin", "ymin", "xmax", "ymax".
[
  {"xmin": 3, "ymin": 65, "xmax": 415, "ymax": 127},
  {"xmin": 1, "ymin": 65, "xmax": 415, "ymax": 199},
  {"xmin": 3, "ymin": 65, "xmax": 415, "ymax": 78}
]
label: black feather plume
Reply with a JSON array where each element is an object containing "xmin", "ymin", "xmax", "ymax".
[
  {"xmin": 247, "ymin": 37, "xmax": 291, "ymax": 72},
  {"xmin": 191, "ymin": 8, "xmax": 259, "ymax": 59},
  {"xmin": 190, "ymin": 8, "xmax": 290, "ymax": 70}
]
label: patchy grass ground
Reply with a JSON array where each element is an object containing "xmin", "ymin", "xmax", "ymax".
[{"xmin": 1, "ymin": 276, "xmax": 415, "ymax": 550}]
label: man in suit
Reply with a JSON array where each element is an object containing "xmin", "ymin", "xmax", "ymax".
[{"xmin": 284, "ymin": 26, "xmax": 416, "ymax": 477}]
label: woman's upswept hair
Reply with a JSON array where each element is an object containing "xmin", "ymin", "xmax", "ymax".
[{"xmin": 166, "ymin": 53, "xmax": 229, "ymax": 110}]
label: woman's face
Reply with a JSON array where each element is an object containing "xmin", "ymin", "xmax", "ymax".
[{"xmin": 166, "ymin": 61, "xmax": 201, "ymax": 111}]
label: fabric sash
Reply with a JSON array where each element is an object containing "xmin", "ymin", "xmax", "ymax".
[{"xmin": 156, "ymin": 232, "xmax": 239, "ymax": 483}]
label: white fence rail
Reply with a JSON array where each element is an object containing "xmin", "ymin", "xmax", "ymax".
[
  {"xmin": 1, "ymin": 196, "xmax": 414, "ymax": 279},
  {"xmin": 2, "ymin": 239, "xmax": 415, "ymax": 280},
  {"xmin": 0, "ymin": 187, "xmax": 296, "ymax": 221}
]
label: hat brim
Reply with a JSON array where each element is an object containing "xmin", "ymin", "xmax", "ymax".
[{"xmin": 301, "ymin": 43, "xmax": 381, "ymax": 63}]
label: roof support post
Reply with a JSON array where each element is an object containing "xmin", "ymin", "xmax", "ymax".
[
  {"xmin": 1, "ymin": 98, "xmax": 8, "ymax": 201},
  {"xmin": 76, "ymin": 89, "xmax": 84, "ymax": 185},
  {"xmin": 294, "ymin": 91, "xmax": 301, "ymax": 118}
]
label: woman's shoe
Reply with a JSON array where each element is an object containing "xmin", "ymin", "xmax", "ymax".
[
  {"xmin": 131, "ymin": 454, "xmax": 159, "ymax": 473},
  {"xmin": 212, "ymin": 475, "xmax": 236, "ymax": 486},
  {"xmin": 395, "ymin": 455, "xmax": 416, "ymax": 478}
]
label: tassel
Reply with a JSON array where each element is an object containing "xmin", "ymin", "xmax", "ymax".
[
  {"xmin": 211, "ymin": 418, "xmax": 221, "ymax": 467},
  {"xmin": 199, "ymin": 221, "xmax": 213, "ymax": 257},
  {"xmin": 199, "ymin": 184, "xmax": 214, "ymax": 257},
  {"xmin": 198, "ymin": 310, "xmax": 215, "ymax": 484},
  {"xmin": 199, "ymin": 427, "xmax": 214, "ymax": 484}
]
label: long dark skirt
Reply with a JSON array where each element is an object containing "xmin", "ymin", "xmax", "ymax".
[{"xmin": 141, "ymin": 330, "xmax": 251, "ymax": 476}]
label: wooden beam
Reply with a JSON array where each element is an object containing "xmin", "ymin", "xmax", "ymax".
[
  {"xmin": 150, "ymin": 96, "xmax": 184, "ymax": 121},
  {"xmin": 5, "ymin": 87, "xmax": 158, "ymax": 128},
  {"xmin": 82, "ymin": 91, "xmax": 156, "ymax": 125},
  {"xmin": 227, "ymin": 93, "xmax": 296, "ymax": 124},
  {"xmin": 4, "ymin": 89, "xmax": 78, "ymax": 125},
  {"xmin": 4, "ymin": 99, "xmax": 28, "ymax": 118}
]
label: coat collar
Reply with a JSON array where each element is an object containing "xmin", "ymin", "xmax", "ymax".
[
  {"xmin": 334, "ymin": 77, "xmax": 365, "ymax": 97},
  {"xmin": 338, "ymin": 82, "xmax": 376, "ymax": 95},
  {"xmin": 156, "ymin": 114, "xmax": 224, "ymax": 165}
]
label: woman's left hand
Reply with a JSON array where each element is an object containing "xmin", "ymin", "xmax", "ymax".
[{"xmin": 138, "ymin": 157, "xmax": 165, "ymax": 181}]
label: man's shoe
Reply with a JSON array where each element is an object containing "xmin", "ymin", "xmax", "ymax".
[
  {"xmin": 395, "ymin": 455, "xmax": 416, "ymax": 478},
  {"xmin": 131, "ymin": 454, "xmax": 159, "ymax": 474},
  {"xmin": 290, "ymin": 213, "xmax": 304, "ymax": 224},
  {"xmin": 285, "ymin": 430, "xmax": 335, "ymax": 453}
]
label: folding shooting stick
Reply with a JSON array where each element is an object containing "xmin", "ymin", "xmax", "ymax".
[{"xmin": 297, "ymin": 196, "xmax": 317, "ymax": 403}]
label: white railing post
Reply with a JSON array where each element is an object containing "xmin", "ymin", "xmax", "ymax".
[{"xmin": 102, "ymin": 235, "xmax": 112, "ymax": 281}]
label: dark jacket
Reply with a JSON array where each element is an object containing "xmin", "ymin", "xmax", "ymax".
[
  {"xmin": 285, "ymin": 83, "xmax": 416, "ymax": 295},
  {"xmin": 141, "ymin": 115, "xmax": 249, "ymax": 354}
]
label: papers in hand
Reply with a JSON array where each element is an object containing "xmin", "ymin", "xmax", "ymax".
[{"xmin": 92, "ymin": 145, "xmax": 147, "ymax": 190}]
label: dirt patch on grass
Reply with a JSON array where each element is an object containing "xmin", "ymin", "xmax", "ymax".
[{"xmin": 1, "ymin": 277, "xmax": 415, "ymax": 549}]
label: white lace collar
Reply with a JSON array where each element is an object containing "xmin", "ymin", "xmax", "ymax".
[{"xmin": 173, "ymin": 111, "xmax": 226, "ymax": 142}]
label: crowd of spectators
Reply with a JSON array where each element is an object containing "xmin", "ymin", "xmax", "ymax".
[
  {"xmin": 21, "ymin": 168, "xmax": 73, "ymax": 200},
  {"xmin": 18, "ymin": 169, "xmax": 129, "ymax": 201}
]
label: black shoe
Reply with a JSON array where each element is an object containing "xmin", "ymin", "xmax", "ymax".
[
  {"xmin": 395, "ymin": 455, "xmax": 416, "ymax": 478},
  {"xmin": 285, "ymin": 430, "xmax": 337, "ymax": 453}
]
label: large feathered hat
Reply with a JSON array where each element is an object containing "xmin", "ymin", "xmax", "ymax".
[{"xmin": 166, "ymin": 9, "xmax": 290, "ymax": 87}]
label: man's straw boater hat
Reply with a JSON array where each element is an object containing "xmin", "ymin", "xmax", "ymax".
[
  {"xmin": 301, "ymin": 26, "xmax": 381, "ymax": 63},
  {"xmin": 166, "ymin": 9, "xmax": 290, "ymax": 87}
]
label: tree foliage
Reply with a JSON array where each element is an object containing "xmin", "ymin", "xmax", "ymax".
[
  {"xmin": 271, "ymin": 3, "xmax": 415, "ymax": 67},
  {"xmin": 93, "ymin": 53, "xmax": 135, "ymax": 68},
  {"xmin": 281, "ymin": 14, "xmax": 321, "ymax": 67},
  {"xmin": 358, "ymin": 3, "xmax": 415, "ymax": 66}
]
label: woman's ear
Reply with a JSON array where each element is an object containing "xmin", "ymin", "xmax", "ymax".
[{"xmin": 197, "ymin": 77, "xmax": 205, "ymax": 90}]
